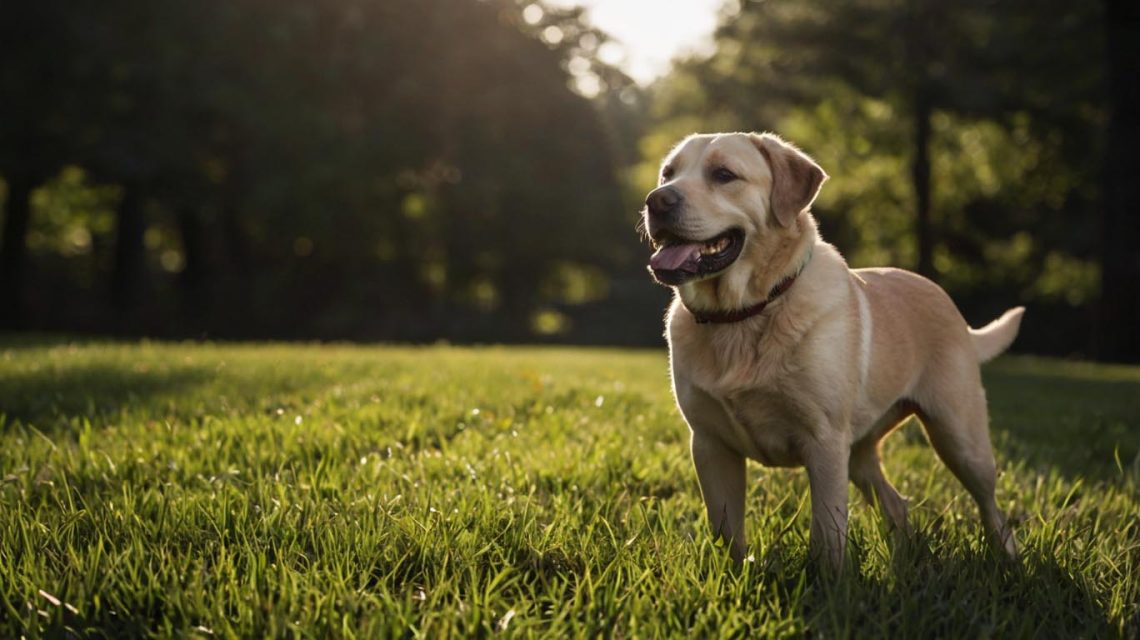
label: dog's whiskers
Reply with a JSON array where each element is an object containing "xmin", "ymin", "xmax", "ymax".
[{"xmin": 634, "ymin": 211, "xmax": 651, "ymax": 242}]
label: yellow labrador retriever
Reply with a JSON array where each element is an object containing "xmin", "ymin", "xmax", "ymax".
[{"xmin": 644, "ymin": 132, "xmax": 1023, "ymax": 571}]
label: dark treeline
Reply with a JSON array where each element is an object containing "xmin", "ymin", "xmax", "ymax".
[
  {"xmin": 1, "ymin": 0, "xmax": 1137, "ymax": 360},
  {"xmin": 0, "ymin": 0, "xmax": 662, "ymax": 344}
]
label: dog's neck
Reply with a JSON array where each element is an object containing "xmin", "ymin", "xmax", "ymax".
[{"xmin": 678, "ymin": 213, "xmax": 819, "ymax": 317}]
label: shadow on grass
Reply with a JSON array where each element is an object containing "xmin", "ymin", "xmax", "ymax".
[
  {"xmin": 0, "ymin": 362, "xmax": 213, "ymax": 434},
  {"xmin": 983, "ymin": 360, "xmax": 1140, "ymax": 481},
  {"xmin": 0, "ymin": 333, "xmax": 111, "ymax": 350},
  {"xmin": 799, "ymin": 540, "xmax": 1119, "ymax": 638}
]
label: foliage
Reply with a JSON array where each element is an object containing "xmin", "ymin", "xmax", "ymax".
[
  {"xmin": 0, "ymin": 0, "xmax": 645, "ymax": 341},
  {"xmin": 1, "ymin": 339, "xmax": 1138, "ymax": 637},
  {"xmin": 0, "ymin": 0, "xmax": 1134, "ymax": 357}
]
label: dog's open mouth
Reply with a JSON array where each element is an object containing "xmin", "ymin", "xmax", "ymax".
[{"xmin": 649, "ymin": 228, "xmax": 745, "ymax": 286}]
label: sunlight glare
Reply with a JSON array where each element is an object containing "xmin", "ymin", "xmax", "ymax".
[
  {"xmin": 545, "ymin": 0, "xmax": 725, "ymax": 83},
  {"xmin": 523, "ymin": 4, "xmax": 545, "ymax": 25},
  {"xmin": 574, "ymin": 73, "xmax": 602, "ymax": 97},
  {"xmin": 542, "ymin": 25, "xmax": 565, "ymax": 44}
]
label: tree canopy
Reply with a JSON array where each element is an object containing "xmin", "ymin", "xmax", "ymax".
[
  {"xmin": 1, "ymin": 0, "xmax": 652, "ymax": 341},
  {"xmin": 1, "ymin": 0, "xmax": 1136, "ymax": 359}
]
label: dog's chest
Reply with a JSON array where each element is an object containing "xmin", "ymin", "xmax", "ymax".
[
  {"xmin": 710, "ymin": 387, "xmax": 806, "ymax": 467},
  {"xmin": 673, "ymin": 334, "xmax": 810, "ymax": 467}
]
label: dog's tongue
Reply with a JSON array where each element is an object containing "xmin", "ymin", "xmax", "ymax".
[{"xmin": 650, "ymin": 243, "xmax": 702, "ymax": 272}]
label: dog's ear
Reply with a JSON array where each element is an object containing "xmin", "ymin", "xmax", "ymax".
[{"xmin": 751, "ymin": 133, "xmax": 827, "ymax": 227}]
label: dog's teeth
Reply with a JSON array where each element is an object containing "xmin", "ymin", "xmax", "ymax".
[
  {"xmin": 701, "ymin": 238, "xmax": 725, "ymax": 255},
  {"xmin": 696, "ymin": 236, "xmax": 732, "ymax": 257}
]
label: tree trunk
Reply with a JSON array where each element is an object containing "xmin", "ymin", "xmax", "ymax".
[
  {"xmin": 111, "ymin": 187, "xmax": 146, "ymax": 318},
  {"xmin": 0, "ymin": 173, "xmax": 34, "ymax": 329},
  {"xmin": 219, "ymin": 195, "xmax": 256, "ymax": 335},
  {"xmin": 1097, "ymin": 0, "xmax": 1140, "ymax": 362},
  {"xmin": 912, "ymin": 91, "xmax": 935, "ymax": 280},
  {"xmin": 904, "ymin": 0, "xmax": 936, "ymax": 281},
  {"xmin": 176, "ymin": 206, "xmax": 209, "ymax": 323}
]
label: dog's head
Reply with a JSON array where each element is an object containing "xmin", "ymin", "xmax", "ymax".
[{"xmin": 643, "ymin": 132, "xmax": 826, "ymax": 288}]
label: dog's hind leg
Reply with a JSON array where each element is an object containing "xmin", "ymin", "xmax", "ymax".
[
  {"xmin": 849, "ymin": 439, "xmax": 910, "ymax": 534},
  {"xmin": 850, "ymin": 405, "xmax": 915, "ymax": 534},
  {"xmin": 915, "ymin": 365, "xmax": 1017, "ymax": 557}
]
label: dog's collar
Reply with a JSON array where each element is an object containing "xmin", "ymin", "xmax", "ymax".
[{"xmin": 686, "ymin": 245, "xmax": 813, "ymax": 325}]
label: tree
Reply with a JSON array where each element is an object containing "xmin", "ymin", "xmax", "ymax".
[
  {"xmin": 1099, "ymin": 0, "xmax": 1140, "ymax": 361},
  {"xmin": 1, "ymin": 0, "xmax": 635, "ymax": 342},
  {"xmin": 0, "ymin": 5, "xmax": 83, "ymax": 327}
]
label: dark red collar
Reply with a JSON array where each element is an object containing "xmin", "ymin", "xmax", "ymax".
[{"xmin": 686, "ymin": 247, "xmax": 813, "ymax": 325}]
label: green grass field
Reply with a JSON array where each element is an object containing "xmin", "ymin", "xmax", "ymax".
[{"xmin": 2, "ymin": 338, "xmax": 1138, "ymax": 638}]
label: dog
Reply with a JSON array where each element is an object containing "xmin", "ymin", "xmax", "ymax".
[{"xmin": 643, "ymin": 131, "xmax": 1023, "ymax": 571}]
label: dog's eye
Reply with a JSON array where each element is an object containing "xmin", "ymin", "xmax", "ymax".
[
  {"xmin": 711, "ymin": 167, "xmax": 738, "ymax": 183},
  {"xmin": 661, "ymin": 166, "xmax": 674, "ymax": 181}
]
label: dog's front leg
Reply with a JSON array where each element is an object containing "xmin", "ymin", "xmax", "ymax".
[
  {"xmin": 804, "ymin": 438, "xmax": 850, "ymax": 574},
  {"xmin": 691, "ymin": 432, "xmax": 747, "ymax": 562}
]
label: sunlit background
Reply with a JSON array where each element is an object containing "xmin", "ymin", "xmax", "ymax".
[
  {"xmin": 0, "ymin": 0, "xmax": 1136, "ymax": 360},
  {"xmin": 544, "ymin": 0, "xmax": 723, "ymax": 85}
]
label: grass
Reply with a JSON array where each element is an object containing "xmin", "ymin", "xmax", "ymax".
[{"xmin": 1, "ymin": 337, "xmax": 1138, "ymax": 638}]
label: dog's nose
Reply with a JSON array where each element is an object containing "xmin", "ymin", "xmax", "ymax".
[{"xmin": 645, "ymin": 186, "xmax": 682, "ymax": 219}]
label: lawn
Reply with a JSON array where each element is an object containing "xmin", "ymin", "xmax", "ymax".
[{"xmin": 1, "ymin": 338, "xmax": 1138, "ymax": 638}]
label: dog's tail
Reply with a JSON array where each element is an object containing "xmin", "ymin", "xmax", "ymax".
[{"xmin": 970, "ymin": 306, "xmax": 1025, "ymax": 363}]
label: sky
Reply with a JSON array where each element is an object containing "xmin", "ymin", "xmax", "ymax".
[{"xmin": 544, "ymin": 0, "xmax": 727, "ymax": 84}]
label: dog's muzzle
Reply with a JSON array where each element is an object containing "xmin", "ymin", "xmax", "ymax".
[{"xmin": 648, "ymin": 227, "xmax": 745, "ymax": 286}]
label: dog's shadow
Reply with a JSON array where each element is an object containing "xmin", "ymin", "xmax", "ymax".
[{"xmin": 738, "ymin": 531, "xmax": 1119, "ymax": 638}]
